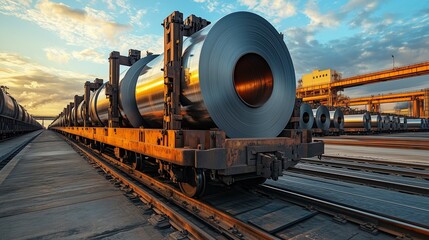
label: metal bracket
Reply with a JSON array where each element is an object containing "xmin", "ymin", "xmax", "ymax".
[
  {"xmin": 84, "ymin": 78, "xmax": 103, "ymax": 127},
  {"xmin": 256, "ymin": 152, "xmax": 283, "ymax": 180},
  {"xmin": 162, "ymin": 11, "xmax": 210, "ymax": 147},
  {"xmin": 73, "ymin": 95, "xmax": 84, "ymax": 126},
  {"xmin": 107, "ymin": 50, "xmax": 141, "ymax": 128}
]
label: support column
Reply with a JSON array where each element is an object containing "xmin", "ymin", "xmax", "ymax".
[
  {"xmin": 419, "ymin": 99, "xmax": 424, "ymax": 118},
  {"xmin": 424, "ymin": 88, "xmax": 429, "ymax": 118},
  {"xmin": 412, "ymin": 99, "xmax": 420, "ymax": 117}
]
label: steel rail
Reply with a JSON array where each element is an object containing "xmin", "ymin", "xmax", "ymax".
[
  {"xmin": 60, "ymin": 134, "xmax": 279, "ymax": 240},
  {"xmin": 319, "ymin": 138, "xmax": 429, "ymax": 150},
  {"xmin": 289, "ymin": 166, "xmax": 429, "ymax": 195},
  {"xmin": 260, "ymin": 184, "xmax": 429, "ymax": 239},
  {"xmin": 320, "ymin": 155, "xmax": 429, "ymax": 171},
  {"xmin": 301, "ymin": 158, "xmax": 429, "ymax": 179},
  {"xmin": 64, "ymin": 137, "xmax": 217, "ymax": 240}
]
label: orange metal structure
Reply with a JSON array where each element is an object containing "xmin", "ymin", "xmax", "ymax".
[
  {"xmin": 343, "ymin": 90, "xmax": 428, "ymax": 117},
  {"xmin": 297, "ymin": 61, "xmax": 429, "ymax": 106}
]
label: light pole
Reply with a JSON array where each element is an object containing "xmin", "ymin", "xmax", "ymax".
[{"xmin": 392, "ymin": 55, "xmax": 395, "ymax": 69}]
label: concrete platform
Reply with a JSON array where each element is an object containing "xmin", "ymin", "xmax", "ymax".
[
  {"xmin": 0, "ymin": 130, "xmax": 42, "ymax": 162},
  {"xmin": 0, "ymin": 130, "xmax": 164, "ymax": 239}
]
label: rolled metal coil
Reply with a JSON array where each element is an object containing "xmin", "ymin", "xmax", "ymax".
[
  {"xmin": 381, "ymin": 115, "xmax": 390, "ymax": 130},
  {"xmin": 329, "ymin": 108, "xmax": 344, "ymax": 130},
  {"xmin": 343, "ymin": 112, "xmax": 371, "ymax": 130},
  {"xmin": 399, "ymin": 117, "xmax": 407, "ymax": 130},
  {"xmin": 388, "ymin": 116, "xmax": 399, "ymax": 130},
  {"xmin": 407, "ymin": 118, "xmax": 424, "ymax": 129},
  {"xmin": 91, "ymin": 12, "xmax": 295, "ymax": 138},
  {"xmin": 370, "ymin": 113, "xmax": 382, "ymax": 131},
  {"xmin": 299, "ymin": 103, "xmax": 314, "ymax": 130},
  {"xmin": 312, "ymin": 106, "xmax": 330, "ymax": 131}
]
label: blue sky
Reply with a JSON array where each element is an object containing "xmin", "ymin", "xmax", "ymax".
[{"xmin": 0, "ymin": 0, "xmax": 428, "ymax": 117}]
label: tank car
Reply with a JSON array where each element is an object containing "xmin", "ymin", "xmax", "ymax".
[{"xmin": 0, "ymin": 87, "xmax": 42, "ymax": 139}]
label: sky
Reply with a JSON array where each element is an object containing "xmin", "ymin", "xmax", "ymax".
[{"xmin": 1, "ymin": 0, "xmax": 429, "ymax": 125}]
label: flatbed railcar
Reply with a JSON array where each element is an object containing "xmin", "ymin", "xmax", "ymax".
[{"xmin": 50, "ymin": 11, "xmax": 324, "ymax": 197}]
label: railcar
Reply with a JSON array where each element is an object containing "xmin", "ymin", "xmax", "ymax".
[
  {"xmin": 0, "ymin": 87, "xmax": 42, "ymax": 139},
  {"xmin": 50, "ymin": 11, "xmax": 324, "ymax": 197}
]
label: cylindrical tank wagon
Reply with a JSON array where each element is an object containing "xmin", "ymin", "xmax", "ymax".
[
  {"xmin": 0, "ymin": 87, "xmax": 42, "ymax": 138},
  {"xmin": 50, "ymin": 11, "xmax": 324, "ymax": 197}
]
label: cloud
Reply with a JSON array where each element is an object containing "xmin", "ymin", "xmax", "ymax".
[
  {"xmin": 0, "ymin": 52, "xmax": 95, "ymax": 116},
  {"xmin": 304, "ymin": 0, "xmax": 342, "ymax": 29},
  {"xmin": 72, "ymin": 49, "xmax": 106, "ymax": 64},
  {"xmin": 193, "ymin": 0, "xmax": 236, "ymax": 13},
  {"xmin": 1, "ymin": 0, "xmax": 130, "ymax": 48},
  {"xmin": 129, "ymin": 9, "xmax": 148, "ymax": 27},
  {"xmin": 238, "ymin": 0, "xmax": 296, "ymax": 23},
  {"xmin": 24, "ymin": 81, "xmax": 45, "ymax": 89},
  {"xmin": 44, "ymin": 48, "xmax": 71, "ymax": 63},
  {"xmin": 283, "ymin": 9, "xmax": 429, "ymax": 97},
  {"xmin": 0, "ymin": 0, "xmax": 162, "ymax": 55}
]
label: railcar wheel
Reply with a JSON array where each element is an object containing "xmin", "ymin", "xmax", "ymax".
[{"xmin": 179, "ymin": 169, "xmax": 206, "ymax": 198}]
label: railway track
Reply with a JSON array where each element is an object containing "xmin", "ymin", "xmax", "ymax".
[
  {"xmin": 319, "ymin": 137, "xmax": 429, "ymax": 150},
  {"xmin": 258, "ymin": 184, "xmax": 429, "ymax": 239},
  {"xmin": 301, "ymin": 158, "xmax": 429, "ymax": 180},
  {"xmin": 58, "ymin": 132, "xmax": 429, "ymax": 239},
  {"xmin": 290, "ymin": 164, "xmax": 429, "ymax": 196},
  {"xmin": 321, "ymin": 155, "xmax": 429, "ymax": 170},
  {"xmin": 61, "ymin": 134, "xmax": 277, "ymax": 240}
]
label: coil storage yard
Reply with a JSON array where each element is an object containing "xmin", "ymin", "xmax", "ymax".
[{"xmin": 53, "ymin": 12, "xmax": 297, "ymax": 138}]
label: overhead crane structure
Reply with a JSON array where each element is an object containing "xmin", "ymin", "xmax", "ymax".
[
  {"xmin": 344, "ymin": 89, "xmax": 429, "ymax": 117},
  {"xmin": 297, "ymin": 61, "xmax": 429, "ymax": 117}
]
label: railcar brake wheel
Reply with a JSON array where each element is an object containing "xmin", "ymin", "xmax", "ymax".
[{"xmin": 179, "ymin": 169, "xmax": 206, "ymax": 198}]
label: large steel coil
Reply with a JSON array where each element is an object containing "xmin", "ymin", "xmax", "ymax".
[
  {"xmin": 96, "ymin": 12, "xmax": 295, "ymax": 138},
  {"xmin": 381, "ymin": 115, "xmax": 390, "ymax": 130},
  {"xmin": 399, "ymin": 117, "xmax": 407, "ymax": 130},
  {"xmin": 407, "ymin": 118, "xmax": 424, "ymax": 129},
  {"xmin": 329, "ymin": 109, "xmax": 344, "ymax": 130},
  {"xmin": 370, "ymin": 113, "xmax": 382, "ymax": 130},
  {"xmin": 388, "ymin": 116, "xmax": 399, "ymax": 130},
  {"xmin": 312, "ymin": 106, "xmax": 330, "ymax": 131},
  {"xmin": 299, "ymin": 103, "xmax": 314, "ymax": 130},
  {"xmin": 343, "ymin": 112, "xmax": 371, "ymax": 130}
]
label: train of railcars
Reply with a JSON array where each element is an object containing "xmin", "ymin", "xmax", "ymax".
[
  {"xmin": 49, "ymin": 11, "xmax": 324, "ymax": 197},
  {"xmin": 0, "ymin": 87, "xmax": 42, "ymax": 139}
]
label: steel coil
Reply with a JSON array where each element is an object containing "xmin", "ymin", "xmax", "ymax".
[
  {"xmin": 312, "ymin": 106, "xmax": 330, "ymax": 131},
  {"xmin": 399, "ymin": 117, "xmax": 407, "ymax": 130},
  {"xmin": 299, "ymin": 103, "xmax": 314, "ymax": 130},
  {"xmin": 370, "ymin": 113, "xmax": 382, "ymax": 130},
  {"xmin": 329, "ymin": 109, "xmax": 344, "ymax": 130},
  {"xmin": 407, "ymin": 118, "xmax": 424, "ymax": 129},
  {"xmin": 128, "ymin": 12, "xmax": 295, "ymax": 138},
  {"xmin": 344, "ymin": 112, "xmax": 371, "ymax": 130}
]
